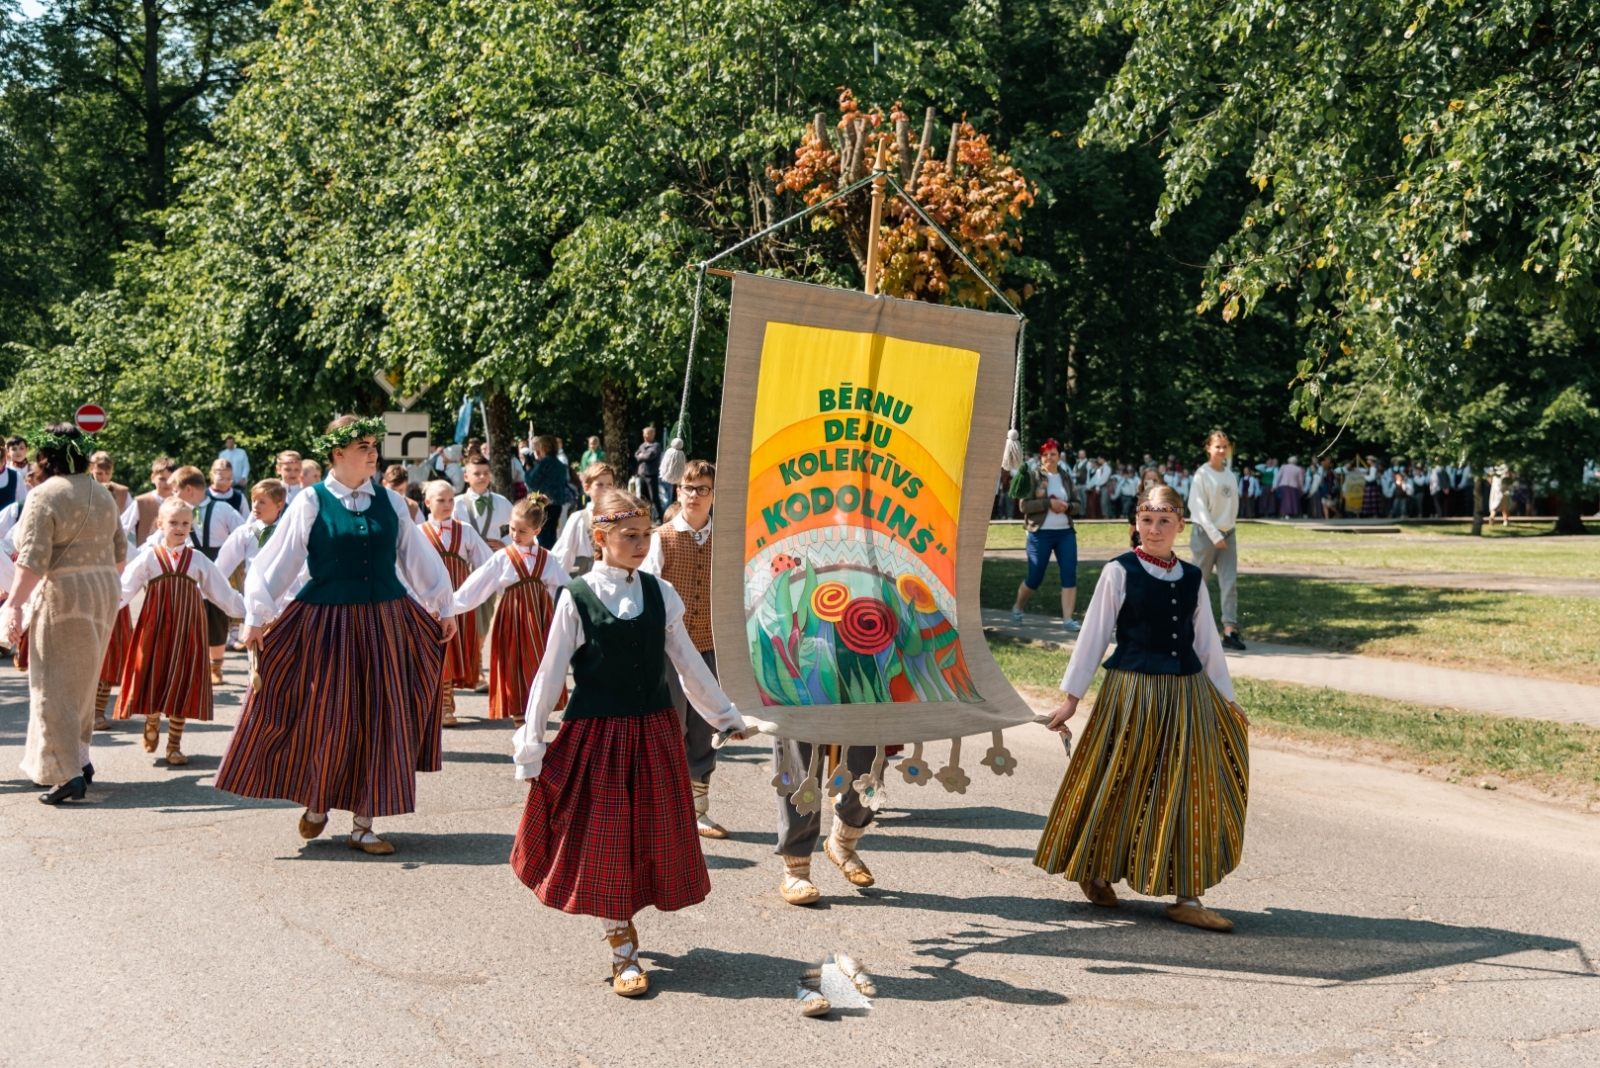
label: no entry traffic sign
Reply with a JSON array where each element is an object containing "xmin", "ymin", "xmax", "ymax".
[{"xmin": 74, "ymin": 404, "xmax": 107, "ymax": 433}]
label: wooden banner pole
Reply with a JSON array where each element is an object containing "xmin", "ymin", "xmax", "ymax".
[{"xmin": 863, "ymin": 139, "xmax": 889, "ymax": 295}]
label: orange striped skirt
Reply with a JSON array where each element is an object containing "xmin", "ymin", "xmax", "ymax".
[
  {"xmin": 99, "ymin": 606, "xmax": 132, "ymax": 685},
  {"xmin": 487, "ymin": 581, "xmax": 562, "ymax": 720},
  {"xmin": 1034, "ymin": 670, "xmax": 1249, "ymax": 898}
]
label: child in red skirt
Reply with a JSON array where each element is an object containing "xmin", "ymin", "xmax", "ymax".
[
  {"xmin": 118, "ymin": 498, "xmax": 246, "ymax": 765},
  {"xmin": 510, "ymin": 488, "xmax": 754, "ymax": 997},
  {"xmin": 420, "ymin": 480, "xmax": 492, "ymax": 726},
  {"xmin": 453, "ymin": 494, "xmax": 566, "ymax": 725}
]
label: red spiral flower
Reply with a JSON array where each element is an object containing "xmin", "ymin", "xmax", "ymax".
[{"xmin": 838, "ymin": 598, "xmax": 898, "ymax": 655}]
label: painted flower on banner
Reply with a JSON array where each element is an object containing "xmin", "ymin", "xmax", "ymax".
[
  {"xmin": 838, "ymin": 598, "xmax": 898, "ymax": 655},
  {"xmin": 811, "ymin": 581, "xmax": 851, "ymax": 622}
]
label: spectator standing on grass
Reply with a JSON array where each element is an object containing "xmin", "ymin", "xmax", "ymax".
[
  {"xmin": 1257, "ymin": 458, "xmax": 1278, "ymax": 517},
  {"xmin": 634, "ymin": 426, "xmax": 663, "ymax": 515},
  {"xmin": 1010, "ymin": 438, "xmax": 1082, "ymax": 633},
  {"xmin": 579, "ymin": 436, "xmax": 605, "ymax": 471},
  {"xmin": 1118, "ymin": 465, "xmax": 1139, "ymax": 518},
  {"xmin": 1429, "ymin": 461, "xmax": 1451, "ymax": 518},
  {"xmin": 218, "ymin": 436, "xmax": 250, "ymax": 486},
  {"xmin": 522, "ymin": 436, "xmax": 569, "ymax": 549},
  {"xmin": 1455, "ymin": 463, "xmax": 1475, "ymax": 517},
  {"xmin": 1275, "ymin": 456, "xmax": 1305, "ymax": 518},
  {"xmin": 1072, "ymin": 449, "xmax": 1092, "ymax": 517},
  {"xmin": 1188, "ymin": 430, "xmax": 1246, "ymax": 650},
  {"xmin": 1237, "ymin": 465, "xmax": 1260, "ymax": 519},
  {"xmin": 1304, "ymin": 459, "xmax": 1325, "ymax": 518}
]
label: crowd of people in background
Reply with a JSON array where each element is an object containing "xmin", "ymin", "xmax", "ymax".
[{"xmin": 997, "ymin": 448, "xmax": 1600, "ymax": 523}]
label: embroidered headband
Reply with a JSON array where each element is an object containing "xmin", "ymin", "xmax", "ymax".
[
  {"xmin": 1136, "ymin": 501, "xmax": 1179, "ymax": 513},
  {"xmin": 311, "ymin": 416, "xmax": 388, "ymax": 458},
  {"xmin": 27, "ymin": 426, "xmax": 99, "ymax": 459},
  {"xmin": 593, "ymin": 508, "xmax": 646, "ymax": 523}
]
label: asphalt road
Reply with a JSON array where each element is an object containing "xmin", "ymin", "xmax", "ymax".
[{"xmin": 3, "ymin": 655, "xmax": 1597, "ymax": 1067}]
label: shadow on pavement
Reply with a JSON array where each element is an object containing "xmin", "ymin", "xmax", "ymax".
[
  {"xmin": 277, "ymin": 831, "xmax": 515, "ymax": 866},
  {"xmin": 885, "ymin": 897, "xmax": 1584, "ymax": 983},
  {"xmin": 875, "ymin": 805, "xmax": 1048, "ymax": 831},
  {"xmin": 638, "ymin": 947, "xmax": 1066, "ymax": 1006}
]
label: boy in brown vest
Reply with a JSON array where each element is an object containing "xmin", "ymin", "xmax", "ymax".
[{"xmin": 639, "ymin": 458, "xmax": 723, "ymax": 837}]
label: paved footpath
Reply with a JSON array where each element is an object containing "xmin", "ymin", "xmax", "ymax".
[
  {"xmin": 3, "ymin": 656, "xmax": 1598, "ymax": 1067},
  {"xmin": 982, "ymin": 610, "xmax": 1600, "ymax": 729}
]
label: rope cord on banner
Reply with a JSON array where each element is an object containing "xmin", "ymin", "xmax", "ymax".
[{"xmin": 670, "ymin": 166, "xmax": 1028, "ymax": 454}]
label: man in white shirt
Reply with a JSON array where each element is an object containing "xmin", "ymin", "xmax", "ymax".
[
  {"xmin": 218, "ymin": 436, "xmax": 250, "ymax": 486},
  {"xmin": 1188, "ymin": 431, "xmax": 1245, "ymax": 650},
  {"xmin": 276, "ymin": 449, "xmax": 305, "ymax": 501},
  {"xmin": 1088, "ymin": 455, "xmax": 1112, "ymax": 519}
]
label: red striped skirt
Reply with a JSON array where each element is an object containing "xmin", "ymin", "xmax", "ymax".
[
  {"xmin": 99, "ymin": 606, "xmax": 132, "ymax": 685},
  {"xmin": 439, "ymin": 554, "xmax": 480, "ymax": 689},
  {"xmin": 118, "ymin": 577, "xmax": 211, "ymax": 721},
  {"xmin": 214, "ymin": 597, "xmax": 445, "ymax": 818},
  {"xmin": 511, "ymin": 709, "xmax": 707, "ymax": 917},
  {"xmin": 487, "ymin": 584, "xmax": 562, "ymax": 719}
]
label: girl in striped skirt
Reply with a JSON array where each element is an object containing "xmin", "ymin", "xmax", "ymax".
[
  {"xmin": 420, "ymin": 480, "xmax": 492, "ymax": 726},
  {"xmin": 453, "ymin": 494, "xmax": 566, "ymax": 725},
  {"xmin": 510, "ymin": 489, "xmax": 753, "ymax": 997},
  {"xmin": 117, "ymin": 498, "xmax": 246, "ymax": 765},
  {"xmin": 1035, "ymin": 483, "xmax": 1251, "ymax": 932},
  {"xmin": 215, "ymin": 415, "xmax": 457, "ymax": 856}
]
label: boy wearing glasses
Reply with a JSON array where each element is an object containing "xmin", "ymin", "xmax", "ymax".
[{"xmin": 640, "ymin": 459, "xmax": 724, "ymax": 838}]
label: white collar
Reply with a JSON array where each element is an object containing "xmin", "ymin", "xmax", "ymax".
[
  {"xmin": 323, "ymin": 476, "xmax": 373, "ymax": 501},
  {"xmin": 589, "ymin": 562, "xmax": 640, "ymax": 584},
  {"xmin": 463, "ymin": 488, "xmax": 494, "ymax": 500},
  {"xmin": 670, "ymin": 513, "xmax": 712, "ymax": 540}
]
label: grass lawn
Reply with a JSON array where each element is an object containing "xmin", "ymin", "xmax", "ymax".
[
  {"xmin": 989, "ymin": 519, "xmax": 1600, "ymax": 578},
  {"xmin": 987, "ymin": 635, "xmax": 1600, "ymax": 799},
  {"xmin": 980, "ymin": 557, "xmax": 1600, "ymax": 684}
]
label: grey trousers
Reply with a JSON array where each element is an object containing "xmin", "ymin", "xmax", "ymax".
[
  {"xmin": 1189, "ymin": 526, "xmax": 1239, "ymax": 628},
  {"xmin": 665, "ymin": 648, "xmax": 718, "ymax": 783},
  {"xmin": 774, "ymin": 742, "xmax": 876, "ymax": 858}
]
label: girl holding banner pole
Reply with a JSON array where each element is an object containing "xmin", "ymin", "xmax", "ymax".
[{"xmin": 1034, "ymin": 483, "xmax": 1251, "ymax": 932}]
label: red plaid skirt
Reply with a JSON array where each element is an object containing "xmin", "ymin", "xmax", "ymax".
[
  {"xmin": 99, "ymin": 606, "xmax": 131, "ymax": 685},
  {"xmin": 511, "ymin": 709, "xmax": 708, "ymax": 918},
  {"xmin": 215, "ymin": 597, "xmax": 444, "ymax": 818}
]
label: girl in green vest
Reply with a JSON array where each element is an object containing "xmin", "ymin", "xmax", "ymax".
[{"xmin": 509, "ymin": 488, "xmax": 754, "ymax": 997}]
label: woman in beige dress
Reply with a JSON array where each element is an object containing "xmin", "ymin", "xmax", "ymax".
[{"xmin": 1, "ymin": 424, "xmax": 125, "ymax": 804}]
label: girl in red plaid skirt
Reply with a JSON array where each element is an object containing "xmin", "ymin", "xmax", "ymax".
[{"xmin": 511, "ymin": 489, "xmax": 753, "ymax": 998}]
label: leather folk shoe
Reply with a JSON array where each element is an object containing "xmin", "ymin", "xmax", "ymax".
[
  {"xmin": 780, "ymin": 858, "xmax": 821, "ymax": 906},
  {"xmin": 824, "ymin": 822, "xmax": 875, "ymax": 888},
  {"xmin": 348, "ymin": 829, "xmax": 395, "ymax": 855},
  {"xmin": 298, "ymin": 811, "xmax": 329, "ymax": 840},
  {"xmin": 1079, "ymin": 879, "xmax": 1120, "ymax": 908},
  {"xmin": 1166, "ymin": 902, "xmax": 1234, "ymax": 932}
]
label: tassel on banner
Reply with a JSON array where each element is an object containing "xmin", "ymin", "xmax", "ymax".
[
  {"xmin": 899, "ymin": 741, "xmax": 933, "ymax": 786},
  {"xmin": 790, "ymin": 743, "xmax": 824, "ymax": 815},
  {"xmin": 934, "ymin": 738, "xmax": 971, "ymax": 794},
  {"xmin": 852, "ymin": 745, "xmax": 889, "ymax": 811},
  {"xmin": 980, "ymin": 730, "xmax": 1016, "ymax": 776},
  {"xmin": 1001, "ymin": 428, "xmax": 1024, "ymax": 472},
  {"xmin": 771, "ymin": 739, "xmax": 800, "ymax": 796},
  {"xmin": 659, "ymin": 437, "xmax": 688, "ymax": 486}
]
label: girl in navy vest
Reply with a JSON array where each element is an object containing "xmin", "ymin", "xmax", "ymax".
[
  {"xmin": 216, "ymin": 415, "xmax": 458, "ymax": 855},
  {"xmin": 1034, "ymin": 484, "xmax": 1250, "ymax": 932},
  {"xmin": 510, "ymin": 488, "xmax": 753, "ymax": 998}
]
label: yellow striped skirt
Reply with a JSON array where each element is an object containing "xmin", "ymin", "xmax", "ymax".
[{"xmin": 1034, "ymin": 669, "xmax": 1249, "ymax": 898}]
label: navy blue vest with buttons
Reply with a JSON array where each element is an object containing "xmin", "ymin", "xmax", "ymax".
[{"xmin": 1101, "ymin": 551, "xmax": 1204, "ymax": 676}]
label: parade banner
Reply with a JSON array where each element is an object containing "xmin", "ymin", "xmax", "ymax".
[{"xmin": 712, "ymin": 273, "xmax": 1034, "ymax": 745}]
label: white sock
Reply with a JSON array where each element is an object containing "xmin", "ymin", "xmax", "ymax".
[
  {"xmin": 352, "ymin": 815, "xmax": 375, "ymax": 838},
  {"xmin": 603, "ymin": 918, "xmax": 641, "ymax": 980},
  {"xmin": 304, "ymin": 810, "xmax": 328, "ymax": 824}
]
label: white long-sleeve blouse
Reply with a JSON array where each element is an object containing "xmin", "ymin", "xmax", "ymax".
[
  {"xmin": 120, "ymin": 543, "xmax": 246, "ymax": 617},
  {"xmin": 510, "ymin": 563, "xmax": 745, "ymax": 779},
  {"xmin": 243, "ymin": 477, "xmax": 454, "ymax": 627},
  {"xmin": 452, "ymin": 544, "xmax": 567, "ymax": 614},
  {"xmin": 1060, "ymin": 554, "xmax": 1236, "ymax": 703}
]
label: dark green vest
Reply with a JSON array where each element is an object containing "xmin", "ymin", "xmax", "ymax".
[
  {"xmin": 295, "ymin": 480, "xmax": 409, "ymax": 606},
  {"xmin": 563, "ymin": 572, "xmax": 675, "ymax": 719}
]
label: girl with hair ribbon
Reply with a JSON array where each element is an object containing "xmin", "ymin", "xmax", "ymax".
[
  {"xmin": 1034, "ymin": 483, "xmax": 1251, "ymax": 932},
  {"xmin": 508, "ymin": 488, "xmax": 754, "ymax": 998}
]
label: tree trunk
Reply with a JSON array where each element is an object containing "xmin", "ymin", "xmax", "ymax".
[
  {"xmin": 1555, "ymin": 490, "xmax": 1587, "ymax": 534},
  {"xmin": 484, "ymin": 387, "xmax": 516, "ymax": 498},
  {"xmin": 142, "ymin": 0, "xmax": 166, "ymax": 243},
  {"xmin": 1470, "ymin": 476, "xmax": 1485, "ymax": 536},
  {"xmin": 601, "ymin": 380, "xmax": 629, "ymax": 475}
]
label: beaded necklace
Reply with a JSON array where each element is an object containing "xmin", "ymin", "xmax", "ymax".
[{"xmin": 1134, "ymin": 545, "xmax": 1179, "ymax": 571}]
